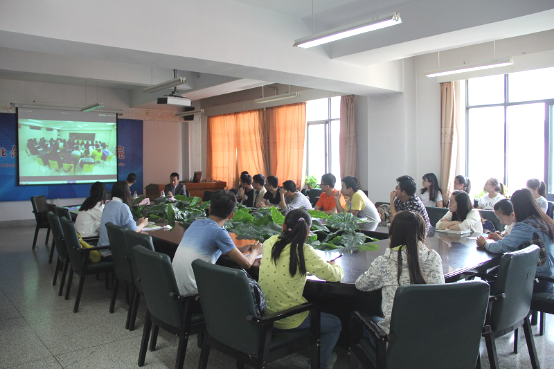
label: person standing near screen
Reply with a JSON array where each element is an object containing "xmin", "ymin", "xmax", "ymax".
[{"xmin": 164, "ymin": 172, "xmax": 186, "ymax": 197}]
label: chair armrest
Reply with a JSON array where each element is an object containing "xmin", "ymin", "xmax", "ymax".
[
  {"xmin": 351, "ymin": 310, "xmax": 388, "ymax": 343},
  {"xmin": 246, "ymin": 302, "xmax": 318, "ymax": 324},
  {"xmin": 460, "ymin": 270, "xmax": 497, "ymax": 281},
  {"xmin": 77, "ymin": 245, "xmax": 111, "ymax": 253},
  {"xmin": 489, "ymin": 292, "xmax": 506, "ymax": 302},
  {"xmin": 535, "ymin": 275, "xmax": 554, "ymax": 283},
  {"xmin": 169, "ymin": 292, "xmax": 199, "ymax": 301}
]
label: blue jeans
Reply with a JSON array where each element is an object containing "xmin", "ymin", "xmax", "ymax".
[{"xmin": 283, "ymin": 312, "xmax": 341, "ymax": 369}]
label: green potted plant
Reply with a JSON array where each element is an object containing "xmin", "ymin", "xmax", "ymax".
[{"xmin": 305, "ymin": 175, "xmax": 319, "ymax": 190}]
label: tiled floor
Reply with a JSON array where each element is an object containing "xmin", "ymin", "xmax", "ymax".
[{"xmin": 1, "ymin": 225, "xmax": 553, "ymax": 368}]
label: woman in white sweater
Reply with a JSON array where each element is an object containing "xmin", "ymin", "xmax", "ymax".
[
  {"xmin": 437, "ymin": 191, "xmax": 483, "ymax": 233},
  {"xmin": 355, "ymin": 211, "xmax": 444, "ymax": 336},
  {"xmin": 75, "ymin": 181, "xmax": 106, "ymax": 237}
]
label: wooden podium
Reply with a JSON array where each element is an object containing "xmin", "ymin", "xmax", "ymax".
[{"xmin": 145, "ymin": 182, "xmax": 227, "ymax": 201}]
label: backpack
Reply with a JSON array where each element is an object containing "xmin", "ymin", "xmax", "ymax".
[{"xmin": 243, "ymin": 270, "xmax": 266, "ymax": 317}]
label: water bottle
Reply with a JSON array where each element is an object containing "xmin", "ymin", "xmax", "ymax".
[
  {"xmin": 133, "ymin": 191, "xmax": 138, "ymax": 199},
  {"xmin": 161, "ymin": 190, "xmax": 165, "ymax": 197}
]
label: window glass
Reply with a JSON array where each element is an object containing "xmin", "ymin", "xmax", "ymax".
[
  {"xmin": 509, "ymin": 67, "xmax": 554, "ymax": 102},
  {"xmin": 330, "ymin": 96, "xmax": 341, "ymax": 119},
  {"xmin": 306, "ymin": 98, "xmax": 329, "ymax": 122},
  {"xmin": 467, "ymin": 106, "xmax": 505, "ymax": 196},
  {"xmin": 550, "ymin": 104, "xmax": 554, "ymax": 197},
  {"xmin": 506, "ymin": 103, "xmax": 545, "ymax": 194},
  {"xmin": 467, "ymin": 74, "xmax": 504, "ymax": 106},
  {"xmin": 307, "ymin": 123, "xmax": 326, "ymax": 181},
  {"xmin": 330, "ymin": 120, "xmax": 341, "ymax": 187}
]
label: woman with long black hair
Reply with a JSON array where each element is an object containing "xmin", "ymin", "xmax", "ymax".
[
  {"xmin": 259, "ymin": 209, "xmax": 343, "ymax": 369},
  {"xmin": 477, "ymin": 188, "xmax": 554, "ymax": 292},
  {"xmin": 355, "ymin": 211, "xmax": 444, "ymax": 336},
  {"xmin": 437, "ymin": 190, "xmax": 483, "ymax": 233},
  {"xmin": 75, "ymin": 181, "xmax": 106, "ymax": 237},
  {"xmin": 419, "ymin": 173, "xmax": 443, "ymax": 207},
  {"xmin": 97, "ymin": 181, "xmax": 148, "ymax": 247}
]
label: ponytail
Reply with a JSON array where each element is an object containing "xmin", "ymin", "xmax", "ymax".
[
  {"xmin": 271, "ymin": 209, "xmax": 311, "ymax": 277},
  {"xmin": 527, "ymin": 178, "xmax": 547, "ymax": 197}
]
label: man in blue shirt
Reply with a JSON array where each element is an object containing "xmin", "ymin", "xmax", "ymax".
[{"xmin": 172, "ymin": 190, "xmax": 262, "ymax": 296}]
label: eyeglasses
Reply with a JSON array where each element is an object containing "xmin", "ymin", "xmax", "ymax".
[{"xmin": 319, "ymin": 183, "xmax": 329, "ymax": 187}]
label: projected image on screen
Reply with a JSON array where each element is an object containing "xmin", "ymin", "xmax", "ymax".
[{"xmin": 17, "ymin": 108, "xmax": 118, "ymax": 185}]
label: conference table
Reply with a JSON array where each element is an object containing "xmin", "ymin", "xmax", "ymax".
[{"xmin": 145, "ymin": 220, "xmax": 499, "ymax": 344}]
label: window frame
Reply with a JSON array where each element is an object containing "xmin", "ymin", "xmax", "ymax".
[{"xmin": 465, "ymin": 74, "xmax": 554, "ymax": 199}]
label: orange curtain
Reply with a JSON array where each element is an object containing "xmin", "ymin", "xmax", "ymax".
[
  {"xmin": 236, "ymin": 110, "xmax": 269, "ymax": 179},
  {"xmin": 206, "ymin": 113, "xmax": 237, "ymax": 190},
  {"xmin": 339, "ymin": 95, "xmax": 357, "ymax": 178},
  {"xmin": 265, "ymin": 103, "xmax": 307, "ymax": 186}
]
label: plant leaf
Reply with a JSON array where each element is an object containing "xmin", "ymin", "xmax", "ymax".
[
  {"xmin": 270, "ymin": 206, "xmax": 285, "ymax": 225},
  {"xmin": 308, "ymin": 210, "xmax": 330, "ymax": 219}
]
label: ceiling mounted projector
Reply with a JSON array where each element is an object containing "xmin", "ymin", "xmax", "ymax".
[{"xmin": 157, "ymin": 94, "xmax": 191, "ymax": 107}]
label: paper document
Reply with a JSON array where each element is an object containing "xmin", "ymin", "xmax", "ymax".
[{"xmin": 435, "ymin": 229, "xmax": 471, "ymax": 234}]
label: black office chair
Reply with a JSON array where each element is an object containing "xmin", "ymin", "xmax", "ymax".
[
  {"xmin": 425, "ymin": 206, "xmax": 448, "ymax": 227},
  {"xmin": 530, "ymin": 275, "xmax": 554, "ymax": 336},
  {"xmin": 192, "ymin": 259, "xmax": 322, "ymax": 369},
  {"xmin": 349, "ymin": 281, "xmax": 490, "ymax": 369},
  {"xmin": 30, "ymin": 195, "xmax": 51, "ymax": 249},
  {"xmin": 546, "ymin": 201, "xmax": 554, "ymax": 219},
  {"xmin": 481, "ymin": 245, "xmax": 540, "ymax": 369},
  {"xmin": 125, "ymin": 230, "xmax": 155, "ymax": 331},
  {"xmin": 47, "ymin": 206, "xmax": 73, "ymax": 263},
  {"xmin": 106, "ymin": 223, "xmax": 135, "ymax": 329},
  {"xmin": 308, "ymin": 188, "xmax": 322, "ymax": 207},
  {"xmin": 202, "ymin": 191, "xmax": 214, "ymax": 202},
  {"xmin": 479, "ymin": 210, "xmax": 503, "ymax": 233},
  {"xmin": 47, "ymin": 212, "xmax": 71, "ymax": 296},
  {"xmin": 60, "ymin": 218, "xmax": 113, "ymax": 313},
  {"xmin": 133, "ymin": 245, "xmax": 204, "ymax": 369}
]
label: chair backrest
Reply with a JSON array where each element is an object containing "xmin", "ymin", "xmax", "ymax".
[
  {"xmin": 83, "ymin": 164, "xmax": 94, "ymax": 172},
  {"xmin": 60, "ymin": 217, "xmax": 86, "ymax": 275},
  {"xmin": 387, "ymin": 281, "xmax": 490, "ymax": 369},
  {"xmin": 124, "ymin": 229, "xmax": 155, "ymax": 292},
  {"xmin": 192, "ymin": 259, "xmax": 261, "ymax": 354},
  {"xmin": 308, "ymin": 188, "xmax": 322, "ymax": 207},
  {"xmin": 547, "ymin": 201, "xmax": 554, "ymax": 219},
  {"xmin": 106, "ymin": 223, "xmax": 134, "ymax": 283},
  {"xmin": 133, "ymin": 245, "xmax": 185, "ymax": 329},
  {"xmin": 425, "ymin": 206, "xmax": 448, "ymax": 227},
  {"xmin": 31, "ymin": 195, "xmax": 48, "ymax": 214},
  {"xmin": 54, "ymin": 206, "xmax": 71, "ymax": 220},
  {"xmin": 489, "ymin": 245, "xmax": 539, "ymax": 332},
  {"xmin": 48, "ymin": 159, "xmax": 59, "ymax": 169},
  {"xmin": 479, "ymin": 210, "xmax": 503, "ymax": 232},
  {"xmin": 47, "ymin": 212, "xmax": 68, "ymax": 260},
  {"xmin": 63, "ymin": 163, "xmax": 74, "ymax": 173},
  {"xmin": 202, "ymin": 191, "xmax": 213, "ymax": 202}
]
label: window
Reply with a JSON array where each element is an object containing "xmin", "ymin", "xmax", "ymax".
[
  {"xmin": 306, "ymin": 97, "xmax": 341, "ymax": 187},
  {"xmin": 466, "ymin": 67, "xmax": 554, "ymax": 198}
]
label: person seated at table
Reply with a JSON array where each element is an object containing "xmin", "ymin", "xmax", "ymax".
[
  {"xmin": 453, "ymin": 175, "xmax": 474, "ymax": 207},
  {"xmin": 437, "ymin": 191, "xmax": 483, "ymax": 233},
  {"xmin": 419, "ymin": 173, "xmax": 443, "ymax": 207},
  {"xmin": 259, "ymin": 209, "xmax": 343, "ymax": 368},
  {"xmin": 487, "ymin": 199, "xmax": 516, "ymax": 241},
  {"xmin": 91, "ymin": 147, "xmax": 103, "ymax": 163},
  {"xmin": 251, "ymin": 174, "xmax": 267, "ymax": 208},
  {"xmin": 172, "ymin": 190, "xmax": 262, "ymax": 297},
  {"xmin": 101, "ymin": 144, "xmax": 112, "ymax": 161},
  {"xmin": 314, "ymin": 173, "xmax": 345, "ymax": 215},
  {"xmin": 126, "ymin": 172, "xmax": 137, "ymax": 191},
  {"xmin": 527, "ymin": 178, "xmax": 548, "ymax": 213},
  {"xmin": 78, "ymin": 149, "xmax": 95, "ymax": 168},
  {"xmin": 477, "ymin": 178, "xmax": 505, "ymax": 210},
  {"xmin": 71, "ymin": 145, "xmax": 82, "ymax": 158},
  {"xmin": 260, "ymin": 175, "xmax": 280, "ymax": 207},
  {"xmin": 477, "ymin": 189, "xmax": 554, "ymax": 292},
  {"xmin": 355, "ymin": 211, "xmax": 444, "ymax": 343},
  {"xmin": 97, "ymin": 181, "xmax": 148, "ymax": 248},
  {"xmin": 164, "ymin": 172, "xmax": 186, "ymax": 197},
  {"xmin": 75, "ymin": 182, "xmax": 106, "ymax": 238},
  {"xmin": 237, "ymin": 173, "xmax": 255, "ymax": 207},
  {"xmin": 390, "ymin": 175, "xmax": 431, "ymax": 231},
  {"xmin": 279, "ymin": 180, "xmax": 313, "ymax": 213},
  {"xmin": 334, "ymin": 176, "xmax": 378, "ymax": 221}
]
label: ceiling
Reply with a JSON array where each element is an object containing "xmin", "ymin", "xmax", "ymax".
[{"xmin": 0, "ymin": 0, "xmax": 553, "ymax": 109}]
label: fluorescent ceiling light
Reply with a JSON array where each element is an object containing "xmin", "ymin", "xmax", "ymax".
[
  {"xmin": 143, "ymin": 77, "xmax": 187, "ymax": 93},
  {"xmin": 255, "ymin": 92, "xmax": 300, "ymax": 104},
  {"xmin": 175, "ymin": 109, "xmax": 204, "ymax": 117},
  {"xmin": 294, "ymin": 12, "xmax": 401, "ymax": 48},
  {"xmin": 425, "ymin": 58, "xmax": 514, "ymax": 78},
  {"xmin": 80, "ymin": 102, "xmax": 104, "ymax": 112}
]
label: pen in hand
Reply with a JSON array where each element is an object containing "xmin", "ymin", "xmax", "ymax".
[{"xmin": 328, "ymin": 254, "xmax": 343, "ymax": 263}]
